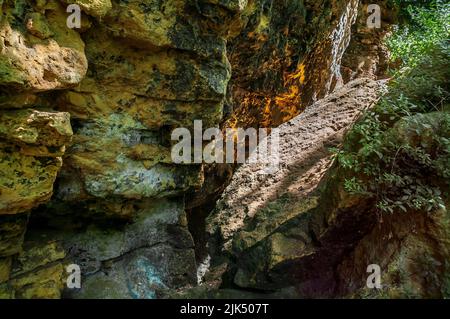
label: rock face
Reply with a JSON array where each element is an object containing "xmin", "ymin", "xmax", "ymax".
[
  {"xmin": 51, "ymin": 0, "xmax": 235, "ymax": 210},
  {"xmin": 205, "ymin": 78, "xmax": 384, "ymax": 296},
  {"xmin": 186, "ymin": 0, "xmax": 364, "ymax": 222},
  {"xmin": 200, "ymin": 87, "xmax": 450, "ymax": 299},
  {"xmin": 0, "ymin": 2, "xmax": 87, "ymax": 92},
  {"xmin": 209, "ymin": 79, "xmax": 383, "ymax": 254},
  {"xmin": 0, "ymin": 109, "xmax": 72, "ymax": 215},
  {"xmin": 0, "ymin": 0, "xmax": 242, "ymax": 298},
  {"xmin": 336, "ymin": 112, "xmax": 450, "ymax": 298},
  {"xmin": 226, "ymin": 0, "xmax": 360, "ymax": 129},
  {"xmin": 341, "ymin": 0, "xmax": 396, "ymax": 82},
  {"xmin": 56, "ymin": 198, "xmax": 195, "ymax": 299},
  {"xmin": 2, "ymin": 0, "xmax": 435, "ymax": 300}
]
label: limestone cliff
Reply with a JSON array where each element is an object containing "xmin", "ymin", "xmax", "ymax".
[
  {"xmin": 0, "ymin": 0, "xmax": 447, "ymax": 299},
  {"xmin": 0, "ymin": 0, "xmax": 366, "ymax": 299}
]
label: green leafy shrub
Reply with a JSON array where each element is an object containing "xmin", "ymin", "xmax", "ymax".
[
  {"xmin": 387, "ymin": 0, "xmax": 449, "ymax": 68},
  {"xmin": 335, "ymin": 36, "xmax": 449, "ymax": 214}
]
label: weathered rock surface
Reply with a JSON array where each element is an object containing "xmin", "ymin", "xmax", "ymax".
[
  {"xmin": 201, "ymin": 92, "xmax": 450, "ymax": 298},
  {"xmin": 201, "ymin": 79, "xmax": 383, "ymax": 296},
  {"xmin": 2, "ymin": 0, "xmax": 430, "ymax": 300},
  {"xmin": 0, "ymin": 105, "xmax": 72, "ymax": 293},
  {"xmin": 185, "ymin": 0, "xmax": 371, "ymax": 233},
  {"xmin": 341, "ymin": 0, "xmax": 396, "ymax": 82},
  {"xmin": 0, "ymin": 1, "xmax": 87, "ymax": 92},
  {"xmin": 337, "ymin": 112, "xmax": 450, "ymax": 298},
  {"xmin": 0, "ymin": 109, "xmax": 72, "ymax": 215},
  {"xmin": 208, "ymin": 78, "xmax": 383, "ymax": 254},
  {"xmin": 0, "ymin": 213, "xmax": 29, "ymax": 257},
  {"xmin": 1, "ymin": 0, "xmax": 246, "ymax": 297},
  {"xmin": 0, "ymin": 198, "xmax": 197, "ymax": 299},
  {"xmin": 225, "ymin": 0, "xmax": 360, "ymax": 129},
  {"xmin": 62, "ymin": 0, "xmax": 112, "ymax": 18}
]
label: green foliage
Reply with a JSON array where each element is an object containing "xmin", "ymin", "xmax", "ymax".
[
  {"xmin": 334, "ymin": 1, "xmax": 450, "ymax": 214},
  {"xmin": 335, "ymin": 39, "xmax": 450, "ymax": 214},
  {"xmin": 387, "ymin": 0, "xmax": 449, "ymax": 68},
  {"xmin": 390, "ymin": 0, "xmax": 446, "ymax": 20}
]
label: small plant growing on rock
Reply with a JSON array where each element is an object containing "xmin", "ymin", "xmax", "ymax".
[{"xmin": 334, "ymin": 6, "xmax": 449, "ymax": 215}]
